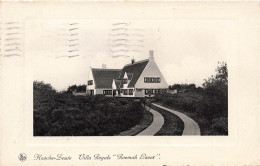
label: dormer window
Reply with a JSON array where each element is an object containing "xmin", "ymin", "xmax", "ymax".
[
  {"xmin": 88, "ymin": 80, "xmax": 93, "ymax": 85},
  {"xmin": 123, "ymin": 78, "xmax": 128, "ymax": 84}
]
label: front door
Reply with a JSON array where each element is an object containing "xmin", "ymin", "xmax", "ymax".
[
  {"xmin": 113, "ymin": 90, "xmax": 116, "ymax": 97},
  {"xmin": 90, "ymin": 90, "xmax": 94, "ymax": 95}
]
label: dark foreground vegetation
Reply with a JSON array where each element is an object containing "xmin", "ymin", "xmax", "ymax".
[
  {"xmin": 149, "ymin": 103, "xmax": 184, "ymax": 136},
  {"xmin": 118, "ymin": 108, "xmax": 153, "ymax": 136},
  {"xmin": 153, "ymin": 62, "xmax": 228, "ymax": 135},
  {"xmin": 33, "ymin": 81, "xmax": 145, "ymax": 136}
]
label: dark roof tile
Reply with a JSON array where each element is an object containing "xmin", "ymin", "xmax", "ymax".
[
  {"xmin": 126, "ymin": 73, "xmax": 133, "ymax": 80},
  {"xmin": 119, "ymin": 59, "xmax": 149, "ymax": 88},
  {"xmin": 92, "ymin": 68, "xmax": 121, "ymax": 89}
]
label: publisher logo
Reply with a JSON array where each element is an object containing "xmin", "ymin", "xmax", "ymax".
[{"xmin": 18, "ymin": 153, "xmax": 27, "ymax": 162}]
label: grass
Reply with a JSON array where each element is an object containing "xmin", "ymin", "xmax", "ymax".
[
  {"xmin": 117, "ymin": 106, "xmax": 153, "ymax": 136},
  {"xmin": 149, "ymin": 103, "xmax": 184, "ymax": 136}
]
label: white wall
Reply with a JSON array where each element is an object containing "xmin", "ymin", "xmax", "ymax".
[
  {"xmin": 96, "ymin": 88, "xmax": 113, "ymax": 97},
  {"xmin": 112, "ymin": 79, "xmax": 117, "ymax": 89},
  {"xmin": 135, "ymin": 89, "xmax": 144, "ymax": 97},
  {"xmin": 135, "ymin": 58, "xmax": 168, "ymax": 89},
  {"xmin": 86, "ymin": 68, "xmax": 95, "ymax": 90},
  {"xmin": 73, "ymin": 92, "xmax": 87, "ymax": 96},
  {"xmin": 122, "ymin": 72, "xmax": 130, "ymax": 89}
]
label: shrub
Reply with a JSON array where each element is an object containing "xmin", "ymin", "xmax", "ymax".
[
  {"xmin": 33, "ymin": 81, "xmax": 145, "ymax": 136},
  {"xmin": 210, "ymin": 117, "xmax": 228, "ymax": 135},
  {"xmin": 153, "ymin": 62, "xmax": 228, "ymax": 135},
  {"xmin": 116, "ymin": 98, "xmax": 129, "ymax": 105},
  {"xmin": 155, "ymin": 92, "xmax": 203, "ymax": 113}
]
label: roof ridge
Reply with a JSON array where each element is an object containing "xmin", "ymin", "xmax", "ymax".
[{"xmin": 125, "ymin": 59, "xmax": 149, "ymax": 66}]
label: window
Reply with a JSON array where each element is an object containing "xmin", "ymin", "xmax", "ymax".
[
  {"xmin": 155, "ymin": 89, "xmax": 162, "ymax": 94},
  {"xmin": 145, "ymin": 89, "xmax": 154, "ymax": 95},
  {"xmin": 123, "ymin": 79, "xmax": 128, "ymax": 84},
  {"xmin": 123, "ymin": 89, "xmax": 128, "ymax": 95},
  {"xmin": 103, "ymin": 90, "xmax": 112, "ymax": 95},
  {"xmin": 88, "ymin": 80, "xmax": 93, "ymax": 85},
  {"xmin": 162, "ymin": 89, "xmax": 167, "ymax": 94},
  {"xmin": 129, "ymin": 89, "xmax": 133, "ymax": 95},
  {"xmin": 136, "ymin": 89, "xmax": 142, "ymax": 92},
  {"xmin": 144, "ymin": 77, "xmax": 161, "ymax": 83}
]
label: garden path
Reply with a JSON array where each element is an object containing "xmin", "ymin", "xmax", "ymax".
[
  {"xmin": 137, "ymin": 107, "xmax": 164, "ymax": 136},
  {"xmin": 152, "ymin": 103, "xmax": 200, "ymax": 135}
]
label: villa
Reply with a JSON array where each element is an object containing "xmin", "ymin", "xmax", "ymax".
[{"xmin": 86, "ymin": 50, "xmax": 168, "ymax": 97}]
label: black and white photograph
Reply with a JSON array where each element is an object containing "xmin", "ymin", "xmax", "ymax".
[
  {"xmin": 1, "ymin": 2, "xmax": 259, "ymax": 165},
  {"xmin": 29, "ymin": 19, "xmax": 229, "ymax": 136}
]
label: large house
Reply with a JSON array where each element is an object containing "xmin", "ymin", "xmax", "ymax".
[{"xmin": 86, "ymin": 50, "xmax": 168, "ymax": 97}]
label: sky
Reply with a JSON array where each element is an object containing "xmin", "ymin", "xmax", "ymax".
[{"xmin": 25, "ymin": 19, "xmax": 234, "ymax": 91}]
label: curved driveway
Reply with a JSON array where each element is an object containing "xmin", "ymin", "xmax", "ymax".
[
  {"xmin": 152, "ymin": 103, "xmax": 200, "ymax": 135},
  {"xmin": 137, "ymin": 107, "xmax": 164, "ymax": 136}
]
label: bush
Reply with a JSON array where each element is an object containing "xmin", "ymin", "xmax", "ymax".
[
  {"xmin": 155, "ymin": 92, "xmax": 203, "ymax": 113},
  {"xmin": 153, "ymin": 62, "xmax": 228, "ymax": 135},
  {"xmin": 33, "ymin": 81, "xmax": 145, "ymax": 136},
  {"xmin": 210, "ymin": 117, "xmax": 228, "ymax": 135}
]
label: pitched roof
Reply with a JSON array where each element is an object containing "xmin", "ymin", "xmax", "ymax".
[
  {"xmin": 119, "ymin": 59, "xmax": 149, "ymax": 88},
  {"xmin": 91, "ymin": 68, "xmax": 121, "ymax": 89},
  {"xmin": 126, "ymin": 73, "xmax": 133, "ymax": 80},
  {"xmin": 114, "ymin": 79, "xmax": 121, "ymax": 89}
]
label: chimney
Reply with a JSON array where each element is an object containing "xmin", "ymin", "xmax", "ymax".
[
  {"xmin": 131, "ymin": 57, "xmax": 135, "ymax": 64},
  {"xmin": 102, "ymin": 64, "xmax": 107, "ymax": 69},
  {"xmin": 149, "ymin": 50, "xmax": 154, "ymax": 61}
]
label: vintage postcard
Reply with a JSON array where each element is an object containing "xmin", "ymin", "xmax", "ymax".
[{"xmin": 0, "ymin": 1, "xmax": 259, "ymax": 165}]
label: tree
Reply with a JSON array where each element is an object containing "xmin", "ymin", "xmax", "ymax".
[
  {"xmin": 66, "ymin": 85, "xmax": 78, "ymax": 94},
  {"xmin": 201, "ymin": 61, "xmax": 228, "ymax": 119},
  {"xmin": 202, "ymin": 61, "xmax": 228, "ymax": 89},
  {"xmin": 66, "ymin": 84, "xmax": 87, "ymax": 94},
  {"xmin": 216, "ymin": 61, "xmax": 228, "ymax": 84}
]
